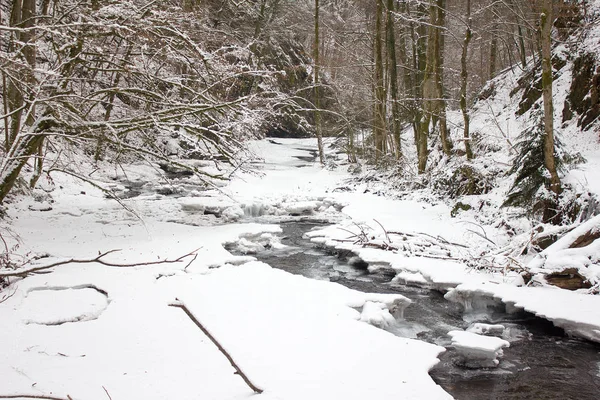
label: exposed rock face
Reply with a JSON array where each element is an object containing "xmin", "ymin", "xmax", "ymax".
[
  {"xmin": 563, "ymin": 52, "xmax": 600, "ymax": 130},
  {"xmin": 512, "ymin": 54, "xmax": 567, "ymax": 116},
  {"xmin": 545, "ymin": 268, "xmax": 592, "ymax": 290}
]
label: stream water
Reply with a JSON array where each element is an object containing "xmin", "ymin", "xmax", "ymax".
[{"xmin": 228, "ymin": 221, "xmax": 600, "ymax": 400}]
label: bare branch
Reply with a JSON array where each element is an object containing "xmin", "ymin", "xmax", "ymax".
[
  {"xmin": 0, "ymin": 249, "xmax": 200, "ymax": 278},
  {"xmin": 169, "ymin": 301, "xmax": 264, "ymax": 394}
]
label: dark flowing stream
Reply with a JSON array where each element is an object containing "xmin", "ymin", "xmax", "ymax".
[{"xmin": 227, "ymin": 221, "xmax": 600, "ymax": 400}]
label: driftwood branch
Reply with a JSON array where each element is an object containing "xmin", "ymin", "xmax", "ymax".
[
  {"xmin": 169, "ymin": 301, "xmax": 264, "ymax": 394},
  {"xmin": 0, "ymin": 249, "xmax": 200, "ymax": 278}
]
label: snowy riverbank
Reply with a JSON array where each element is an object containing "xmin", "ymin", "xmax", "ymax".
[{"xmin": 1, "ymin": 138, "xmax": 599, "ymax": 399}]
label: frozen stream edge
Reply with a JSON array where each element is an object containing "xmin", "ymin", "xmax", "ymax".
[{"xmin": 306, "ymin": 227, "xmax": 600, "ymax": 344}]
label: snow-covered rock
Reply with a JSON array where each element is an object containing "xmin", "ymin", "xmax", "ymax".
[{"xmin": 448, "ymin": 330, "xmax": 510, "ymax": 368}]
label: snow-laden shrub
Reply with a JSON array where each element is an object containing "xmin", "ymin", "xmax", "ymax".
[{"xmin": 433, "ymin": 164, "xmax": 494, "ymax": 199}]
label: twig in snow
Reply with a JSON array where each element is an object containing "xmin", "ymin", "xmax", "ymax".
[
  {"xmin": 0, "ymin": 286, "xmax": 17, "ymax": 303},
  {"xmin": 102, "ymin": 386, "xmax": 112, "ymax": 400},
  {"xmin": 0, "ymin": 394, "xmax": 72, "ymax": 400},
  {"xmin": 183, "ymin": 253, "xmax": 198, "ymax": 271},
  {"xmin": 49, "ymin": 167, "xmax": 142, "ymax": 221},
  {"xmin": 458, "ymin": 221, "xmax": 496, "ymax": 246},
  {"xmin": 0, "ymin": 248, "xmax": 200, "ymax": 278},
  {"xmin": 169, "ymin": 300, "xmax": 264, "ymax": 394},
  {"xmin": 337, "ymin": 223, "xmax": 370, "ymax": 245},
  {"xmin": 373, "ymin": 219, "xmax": 391, "ymax": 243},
  {"xmin": 416, "ymin": 232, "xmax": 469, "ymax": 249}
]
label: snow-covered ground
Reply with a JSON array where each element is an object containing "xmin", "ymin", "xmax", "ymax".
[
  {"xmin": 1, "ymin": 137, "xmax": 600, "ymax": 399},
  {"xmin": 0, "ymin": 139, "xmax": 452, "ymax": 399}
]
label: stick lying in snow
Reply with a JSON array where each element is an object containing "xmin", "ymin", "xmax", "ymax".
[
  {"xmin": 0, "ymin": 394, "xmax": 73, "ymax": 399},
  {"xmin": 0, "ymin": 249, "xmax": 199, "ymax": 278},
  {"xmin": 169, "ymin": 300, "xmax": 264, "ymax": 394}
]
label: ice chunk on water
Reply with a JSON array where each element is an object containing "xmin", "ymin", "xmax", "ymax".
[
  {"xmin": 284, "ymin": 200, "xmax": 320, "ymax": 215},
  {"xmin": 222, "ymin": 205, "xmax": 244, "ymax": 222},
  {"xmin": 448, "ymin": 330, "xmax": 510, "ymax": 368},
  {"xmin": 360, "ymin": 301, "xmax": 397, "ymax": 328},
  {"xmin": 234, "ymin": 237, "xmax": 265, "ymax": 254}
]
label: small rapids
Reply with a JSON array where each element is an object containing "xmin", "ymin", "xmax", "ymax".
[{"xmin": 227, "ymin": 221, "xmax": 600, "ymax": 400}]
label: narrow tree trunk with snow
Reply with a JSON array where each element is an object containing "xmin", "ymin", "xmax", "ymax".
[
  {"xmin": 386, "ymin": 0, "xmax": 401, "ymax": 159},
  {"xmin": 418, "ymin": 0, "xmax": 439, "ymax": 173},
  {"xmin": 540, "ymin": 0, "xmax": 562, "ymax": 198},
  {"xmin": 373, "ymin": 0, "xmax": 387, "ymax": 161},
  {"xmin": 314, "ymin": 0, "xmax": 325, "ymax": 165},
  {"xmin": 460, "ymin": 0, "xmax": 474, "ymax": 160},
  {"xmin": 435, "ymin": 0, "xmax": 452, "ymax": 156}
]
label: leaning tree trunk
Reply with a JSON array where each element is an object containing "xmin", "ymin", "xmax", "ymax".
[
  {"xmin": 0, "ymin": 130, "xmax": 45, "ymax": 203},
  {"xmin": 460, "ymin": 0, "xmax": 474, "ymax": 160}
]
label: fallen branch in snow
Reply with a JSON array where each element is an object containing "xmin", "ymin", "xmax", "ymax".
[
  {"xmin": 372, "ymin": 219, "xmax": 391, "ymax": 243},
  {"xmin": 335, "ymin": 224, "xmax": 470, "ymax": 260},
  {"xmin": 49, "ymin": 168, "xmax": 142, "ymax": 221},
  {"xmin": 458, "ymin": 221, "xmax": 496, "ymax": 246},
  {"xmin": 0, "ymin": 286, "xmax": 17, "ymax": 303},
  {"xmin": 102, "ymin": 386, "xmax": 113, "ymax": 400},
  {"xmin": 169, "ymin": 300, "xmax": 264, "ymax": 394},
  {"xmin": 0, "ymin": 394, "xmax": 72, "ymax": 400},
  {"xmin": 363, "ymin": 242, "xmax": 398, "ymax": 251},
  {"xmin": 0, "ymin": 249, "xmax": 200, "ymax": 278}
]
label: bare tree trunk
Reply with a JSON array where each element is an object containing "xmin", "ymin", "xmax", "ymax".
[
  {"xmin": 489, "ymin": 4, "xmax": 498, "ymax": 79},
  {"xmin": 386, "ymin": 0, "xmax": 401, "ymax": 159},
  {"xmin": 314, "ymin": 0, "xmax": 325, "ymax": 164},
  {"xmin": 517, "ymin": 23, "xmax": 528, "ymax": 68},
  {"xmin": 413, "ymin": 1, "xmax": 427, "ymax": 159},
  {"xmin": 0, "ymin": 130, "xmax": 45, "ymax": 202},
  {"xmin": 2, "ymin": 72, "xmax": 9, "ymax": 152},
  {"xmin": 435, "ymin": 0, "xmax": 452, "ymax": 156},
  {"xmin": 540, "ymin": 0, "xmax": 562, "ymax": 198},
  {"xmin": 460, "ymin": 0, "xmax": 474, "ymax": 160},
  {"xmin": 418, "ymin": 0, "xmax": 439, "ymax": 173},
  {"xmin": 374, "ymin": 0, "xmax": 387, "ymax": 161},
  {"xmin": 489, "ymin": 35, "xmax": 498, "ymax": 79},
  {"xmin": 6, "ymin": 0, "xmax": 24, "ymax": 148}
]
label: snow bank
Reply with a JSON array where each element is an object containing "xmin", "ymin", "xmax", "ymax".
[{"xmin": 173, "ymin": 262, "xmax": 450, "ymax": 400}]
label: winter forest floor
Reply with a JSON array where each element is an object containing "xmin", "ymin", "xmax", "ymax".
[{"xmin": 1, "ymin": 138, "xmax": 600, "ymax": 399}]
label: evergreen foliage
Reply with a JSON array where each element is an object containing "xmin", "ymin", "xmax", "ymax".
[{"xmin": 503, "ymin": 111, "xmax": 566, "ymax": 210}]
